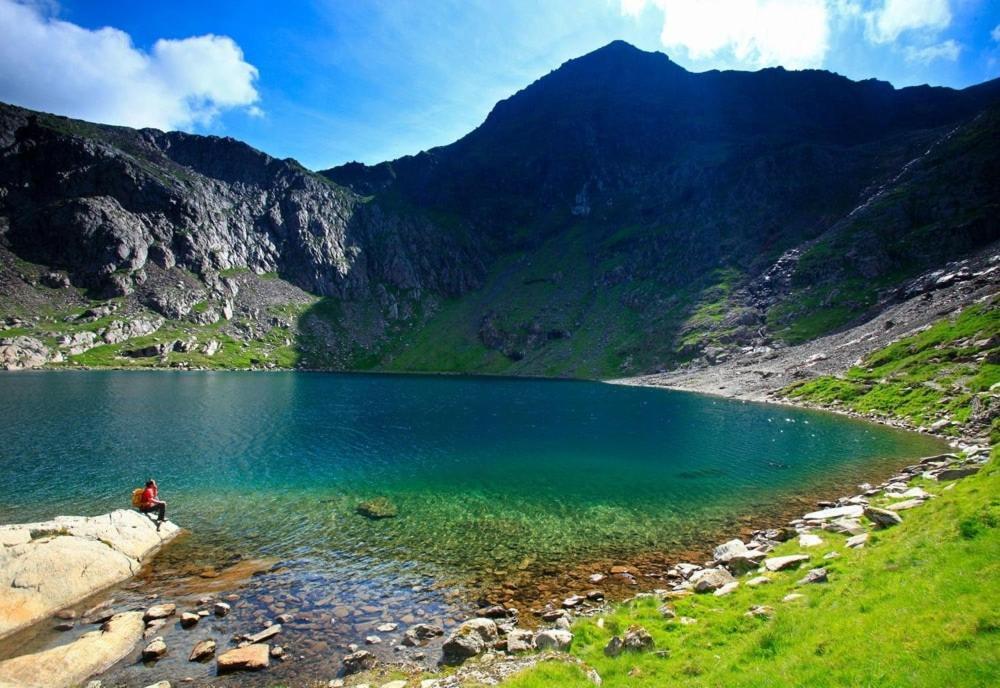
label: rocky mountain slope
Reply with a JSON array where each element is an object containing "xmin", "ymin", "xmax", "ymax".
[{"xmin": 1, "ymin": 41, "xmax": 998, "ymax": 375}]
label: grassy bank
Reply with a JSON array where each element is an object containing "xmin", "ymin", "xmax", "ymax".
[{"xmin": 500, "ymin": 452, "xmax": 999, "ymax": 687}]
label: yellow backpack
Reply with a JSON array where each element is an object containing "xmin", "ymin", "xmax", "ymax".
[{"xmin": 131, "ymin": 488, "xmax": 144, "ymax": 508}]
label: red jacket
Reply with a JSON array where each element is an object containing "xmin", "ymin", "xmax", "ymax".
[{"xmin": 140, "ymin": 486, "xmax": 158, "ymax": 508}]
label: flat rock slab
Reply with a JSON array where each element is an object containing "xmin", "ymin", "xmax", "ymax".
[
  {"xmin": 0, "ymin": 510, "xmax": 180, "ymax": 640},
  {"xmin": 0, "ymin": 612, "xmax": 144, "ymax": 688},
  {"xmin": 802, "ymin": 505, "xmax": 864, "ymax": 521},
  {"xmin": 764, "ymin": 554, "xmax": 810, "ymax": 572},
  {"xmin": 217, "ymin": 643, "xmax": 270, "ymax": 673}
]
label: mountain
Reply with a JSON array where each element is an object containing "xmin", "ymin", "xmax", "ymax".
[{"xmin": 1, "ymin": 41, "xmax": 998, "ymax": 374}]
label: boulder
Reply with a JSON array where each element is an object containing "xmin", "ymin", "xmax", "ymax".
[
  {"xmin": 506, "ymin": 628, "xmax": 534, "ymax": 653},
  {"xmin": 144, "ymin": 604, "xmax": 176, "ymax": 622},
  {"xmin": 217, "ymin": 644, "xmax": 270, "ymax": 673},
  {"xmin": 213, "ymin": 602, "xmax": 230, "ymax": 617},
  {"xmin": 823, "ymin": 519, "xmax": 866, "ymax": 536},
  {"xmin": 798, "ymin": 568, "xmax": 828, "ymax": 585},
  {"xmin": 864, "ymin": 506, "xmax": 903, "ymax": 528},
  {"xmin": 0, "ymin": 612, "xmax": 144, "ymax": 688},
  {"xmin": 623, "ymin": 625, "xmax": 654, "ymax": 652},
  {"xmin": 342, "ymin": 649, "xmax": 376, "ymax": 675},
  {"xmin": 722, "ymin": 550, "xmax": 767, "ymax": 575},
  {"xmin": 442, "ymin": 618, "xmax": 498, "ymax": 663},
  {"xmin": 179, "ymin": 612, "xmax": 199, "ymax": 628},
  {"xmin": 763, "ymin": 554, "xmax": 810, "ymax": 572},
  {"xmin": 846, "ymin": 533, "xmax": 869, "ymax": 548},
  {"xmin": 690, "ymin": 567, "xmax": 735, "ymax": 592},
  {"xmin": 603, "ymin": 635, "xmax": 624, "ymax": 658},
  {"xmin": 534, "ymin": 629, "xmax": 573, "ymax": 651},
  {"xmin": 189, "ymin": 638, "xmax": 216, "ymax": 661},
  {"xmin": 0, "ymin": 336, "xmax": 50, "ymax": 370},
  {"xmin": 936, "ymin": 467, "xmax": 979, "ymax": 481},
  {"xmin": 0, "ymin": 510, "xmax": 180, "ymax": 641},
  {"xmin": 711, "ymin": 539, "xmax": 747, "ymax": 562}
]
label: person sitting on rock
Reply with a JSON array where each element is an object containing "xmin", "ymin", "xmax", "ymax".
[{"xmin": 140, "ymin": 478, "xmax": 167, "ymax": 528}]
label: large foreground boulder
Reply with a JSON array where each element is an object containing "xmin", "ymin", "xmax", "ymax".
[
  {"xmin": 442, "ymin": 618, "xmax": 499, "ymax": 663},
  {"xmin": 0, "ymin": 612, "xmax": 144, "ymax": 688},
  {"xmin": 0, "ymin": 510, "xmax": 180, "ymax": 640}
]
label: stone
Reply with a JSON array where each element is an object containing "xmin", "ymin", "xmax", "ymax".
[
  {"xmin": 0, "ymin": 511, "xmax": 180, "ymax": 641},
  {"xmin": 936, "ymin": 466, "xmax": 979, "ymax": 481},
  {"xmin": 213, "ymin": 602, "xmax": 231, "ymax": 617},
  {"xmin": 143, "ymin": 604, "xmax": 177, "ymax": 624},
  {"xmin": 604, "ymin": 635, "xmax": 624, "ymax": 658},
  {"xmin": 782, "ymin": 593, "xmax": 805, "ymax": 602},
  {"xmin": 143, "ymin": 637, "xmax": 168, "ymax": 660},
  {"xmin": 678, "ymin": 616, "xmax": 697, "ymax": 625},
  {"xmin": 713, "ymin": 581, "xmax": 739, "ymax": 597},
  {"xmin": 823, "ymin": 551, "xmax": 840, "ymax": 560},
  {"xmin": 365, "ymin": 635, "xmax": 382, "ymax": 644},
  {"xmin": 690, "ymin": 567, "xmax": 735, "ymax": 592},
  {"xmin": 0, "ymin": 612, "xmax": 144, "ymax": 688},
  {"xmin": 0, "ymin": 336, "xmax": 50, "ymax": 370},
  {"xmin": 342, "ymin": 649, "xmax": 376, "ymax": 675},
  {"xmin": 898, "ymin": 487, "xmax": 930, "ymax": 499},
  {"xmin": 623, "ymin": 625, "xmax": 654, "ymax": 652},
  {"xmin": 798, "ymin": 568, "xmax": 828, "ymax": 585},
  {"xmin": 356, "ymin": 497, "xmax": 398, "ymax": 519},
  {"xmin": 745, "ymin": 605, "xmax": 774, "ymax": 619},
  {"xmin": 588, "ymin": 573, "xmax": 606, "ymax": 584},
  {"xmin": 747, "ymin": 576, "xmax": 771, "ymax": 587},
  {"xmin": 674, "ymin": 563, "xmax": 701, "ymax": 578},
  {"xmin": 382, "ymin": 682, "xmax": 407, "ymax": 688},
  {"xmin": 270, "ymin": 645, "xmax": 284, "ymax": 658},
  {"xmin": 722, "ymin": 550, "xmax": 767, "ymax": 575},
  {"xmin": 824, "ymin": 519, "xmax": 866, "ymax": 536},
  {"xmin": 245, "ymin": 624, "xmax": 281, "ymax": 643},
  {"xmin": 534, "ymin": 628, "xmax": 573, "ymax": 651},
  {"xmin": 712, "ymin": 539, "xmax": 748, "ymax": 562},
  {"xmin": 886, "ymin": 499, "xmax": 923, "ymax": 511},
  {"xmin": 798, "ymin": 533, "xmax": 823, "ymax": 547},
  {"xmin": 217, "ymin": 644, "xmax": 270, "ymax": 673},
  {"xmin": 764, "ymin": 554, "xmax": 810, "ymax": 572},
  {"xmin": 657, "ymin": 604, "xmax": 676, "ymax": 618},
  {"xmin": 442, "ymin": 618, "xmax": 498, "ymax": 663},
  {"xmin": 142, "ymin": 682, "xmax": 171, "ymax": 688},
  {"xmin": 864, "ymin": 506, "xmax": 903, "ymax": 528},
  {"xmin": 376, "ymin": 622, "xmax": 398, "ymax": 632},
  {"xmin": 846, "ymin": 533, "xmax": 869, "ymax": 548},
  {"xmin": 506, "ymin": 628, "xmax": 534, "ymax": 653},
  {"xmin": 402, "ymin": 623, "xmax": 444, "ymax": 646},
  {"xmin": 179, "ymin": 612, "xmax": 199, "ymax": 628},
  {"xmin": 801, "ymin": 505, "xmax": 864, "ymax": 521},
  {"xmin": 275, "ymin": 613, "xmax": 294, "ymax": 624},
  {"xmin": 189, "ymin": 639, "xmax": 216, "ymax": 661}
]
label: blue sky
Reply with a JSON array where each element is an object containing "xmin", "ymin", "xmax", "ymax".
[{"xmin": 0, "ymin": 1, "xmax": 998, "ymax": 170}]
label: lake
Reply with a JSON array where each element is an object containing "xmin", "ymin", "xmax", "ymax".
[{"xmin": 0, "ymin": 371, "xmax": 943, "ymax": 684}]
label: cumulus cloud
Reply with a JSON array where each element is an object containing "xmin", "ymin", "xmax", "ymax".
[
  {"xmin": 0, "ymin": 0, "xmax": 260, "ymax": 130},
  {"xmin": 902, "ymin": 38, "xmax": 961, "ymax": 63},
  {"xmin": 620, "ymin": 0, "xmax": 832, "ymax": 69},
  {"xmin": 864, "ymin": 0, "xmax": 951, "ymax": 44},
  {"xmin": 992, "ymin": 23, "xmax": 1000, "ymax": 42}
]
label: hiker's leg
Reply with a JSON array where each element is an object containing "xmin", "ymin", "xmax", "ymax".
[{"xmin": 156, "ymin": 503, "xmax": 166, "ymax": 522}]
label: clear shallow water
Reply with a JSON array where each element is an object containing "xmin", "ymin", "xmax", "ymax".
[{"xmin": 0, "ymin": 371, "xmax": 943, "ymax": 684}]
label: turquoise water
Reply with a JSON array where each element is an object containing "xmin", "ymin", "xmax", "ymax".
[
  {"xmin": 0, "ymin": 371, "xmax": 941, "ymax": 580},
  {"xmin": 0, "ymin": 371, "xmax": 945, "ymax": 685}
]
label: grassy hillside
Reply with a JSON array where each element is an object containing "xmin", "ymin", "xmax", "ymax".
[
  {"xmin": 782, "ymin": 299, "xmax": 999, "ymax": 435},
  {"xmin": 500, "ymin": 452, "xmax": 999, "ymax": 688}
]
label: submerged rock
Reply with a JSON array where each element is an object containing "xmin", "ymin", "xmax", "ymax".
[
  {"xmin": 189, "ymin": 639, "xmax": 217, "ymax": 662},
  {"xmin": 356, "ymin": 497, "xmax": 399, "ymax": 519},
  {"xmin": 402, "ymin": 623, "xmax": 444, "ymax": 646},
  {"xmin": 342, "ymin": 649, "xmax": 376, "ymax": 675}
]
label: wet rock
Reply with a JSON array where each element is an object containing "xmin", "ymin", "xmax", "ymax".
[
  {"xmin": 275, "ymin": 613, "xmax": 294, "ymax": 624},
  {"xmin": 189, "ymin": 639, "xmax": 216, "ymax": 661},
  {"xmin": 143, "ymin": 637, "xmax": 167, "ymax": 661},
  {"xmin": 55, "ymin": 621, "xmax": 75, "ymax": 631},
  {"xmin": 764, "ymin": 554, "xmax": 810, "ymax": 572},
  {"xmin": 179, "ymin": 612, "xmax": 199, "ymax": 628},
  {"xmin": 534, "ymin": 628, "xmax": 573, "ymax": 651},
  {"xmin": 356, "ymin": 497, "xmax": 398, "ymax": 519},
  {"xmin": 218, "ymin": 644, "xmax": 270, "ymax": 673},
  {"xmin": 798, "ymin": 568, "xmax": 828, "ymax": 585},
  {"xmin": 402, "ymin": 623, "xmax": 444, "ymax": 646},
  {"xmin": 143, "ymin": 604, "xmax": 177, "ymax": 622},
  {"xmin": 442, "ymin": 618, "xmax": 498, "ymax": 663},
  {"xmin": 365, "ymin": 635, "xmax": 382, "ymax": 644},
  {"xmin": 864, "ymin": 506, "xmax": 903, "ymax": 528},
  {"xmin": 342, "ymin": 649, "xmax": 376, "ymax": 675},
  {"xmin": 270, "ymin": 645, "xmax": 284, "ymax": 658},
  {"xmin": 245, "ymin": 624, "xmax": 281, "ymax": 643},
  {"xmin": 376, "ymin": 622, "xmax": 398, "ymax": 632}
]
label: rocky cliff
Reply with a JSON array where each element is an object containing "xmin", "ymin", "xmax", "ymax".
[{"xmin": 1, "ymin": 41, "xmax": 998, "ymax": 375}]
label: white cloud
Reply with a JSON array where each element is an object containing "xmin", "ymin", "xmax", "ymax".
[
  {"xmin": 865, "ymin": 0, "xmax": 951, "ymax": 44},
  {"xmin": 903, "ymin": 38, "xmax": 960, "ymax": 63},
  {"xmin": 992, "ymin": 23, "xmax": 1000, "ymax": 42},
  {"xmin": 620, "ymin": 0, "xmax": 832, "ymax": 69},
  {"xmin": 0, "ymin": 0, "xmax": 260, "ymax": 131}
]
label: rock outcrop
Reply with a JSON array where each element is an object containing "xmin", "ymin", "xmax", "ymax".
[
  {"xmin": 0, "ymin": 611, "xmax": 144, "ymax": 688},
  {"xmin": 0, "ymin": 510, "xmax": 180, "ymax": 639}
]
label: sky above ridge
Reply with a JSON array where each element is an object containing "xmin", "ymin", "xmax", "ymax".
[{"xmin": 0, "ymin": 0, "xmax": 998, "ymax": 169}]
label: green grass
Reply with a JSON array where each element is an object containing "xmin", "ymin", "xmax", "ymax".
[
  {"xmin": 784, "ymin": 300, "xmax": 999, "ymax": 431},
  {"xmin": 502, "ymin": 454, "xmax": 1000, "ymax": 688}
]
